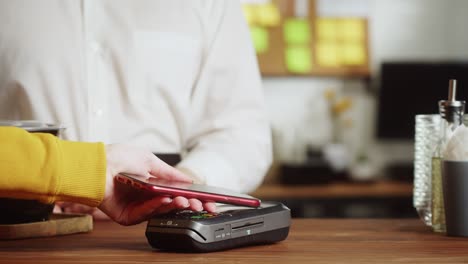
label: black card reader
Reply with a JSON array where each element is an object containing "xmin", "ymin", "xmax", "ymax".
[{"xmin": 145, "ymin": 201, "xmax": 291, "ymax": 252}]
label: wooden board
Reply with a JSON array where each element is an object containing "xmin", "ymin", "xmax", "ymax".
[{"xmin": 0, "ymin": 213, "xmax": 93, "ymax": 240}]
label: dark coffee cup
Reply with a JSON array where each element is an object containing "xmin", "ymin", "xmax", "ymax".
[
  {"xmin": 0, "ymin": 198, "xmax": 55, "ymax": 224},
  {"xmin": 0, "ymin": 121, "xmax": 64, "ymax": 224},
  {"xmin": 442, "ymin": 160, "xmax": 468, "ymax": 236}
]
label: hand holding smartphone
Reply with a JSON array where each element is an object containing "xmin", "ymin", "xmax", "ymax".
[{"xmin": 115, "ymin": 173, "xmax": 261, "ymax": 207}]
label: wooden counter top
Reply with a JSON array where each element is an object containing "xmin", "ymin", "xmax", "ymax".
[{"xmin": 1, "ymin": 218, "xmax": 467, "ymax": 263}]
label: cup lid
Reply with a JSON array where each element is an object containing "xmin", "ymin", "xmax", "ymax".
[{"xmin": 0, "ymin": 120, "xmax": 65, "ymax": 132}]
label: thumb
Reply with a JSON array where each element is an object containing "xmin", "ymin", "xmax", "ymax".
[{"xmin": 149, "ymin": 158, "xmax": 193, "ymax": 183}]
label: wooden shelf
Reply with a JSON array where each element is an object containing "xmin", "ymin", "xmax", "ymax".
[
  {"xmin": 251, "ymin": 181, "xmax": 413, "ymax": 200},
  {"xmin": 261, "ymin": 66, "xmax": 371, "ymax": 78}
]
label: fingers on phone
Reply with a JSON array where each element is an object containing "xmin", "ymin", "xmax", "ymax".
[
  {"xmin": 131, "ymin": 197, "xmax": 173, "ymax": 222},
  {"xmin": 147, "ymin": 197, "xmax": 213, "ymax": 217},
  {"xmin": 203, "ymin": 202, "xmax": 217, "ymax": 213},
  {"xmin": 150, "ymin": 196, "xmax": 188, "ymax": 215},
  {"xmin": 171, "ymin": 196, "xmax": 190, "ymax": 208},
  {"xmin": 159, "ymin": 197, "xmax": 213, "ymax": 213},
  {"xmin": 188, "ymin": 198, "xmax": 203, "ymax": 212}
]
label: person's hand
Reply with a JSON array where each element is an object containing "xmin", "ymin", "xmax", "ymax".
[
  {"xmin": 54, "ymin": 202, "xmax": 111, "ymax": 220},
  {"xmin": 58, "ymin": 144, "xmax": 216, "ymax": 225}
]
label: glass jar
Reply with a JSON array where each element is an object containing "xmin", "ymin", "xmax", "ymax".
[{"xmin": 414, "ymin": 114, "xmax": 441, "ymax": 226}]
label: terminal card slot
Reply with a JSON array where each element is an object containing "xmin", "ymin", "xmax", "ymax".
[{"xmin": 231, "ymin": 217, "xmax": 264, "ymax": 237}]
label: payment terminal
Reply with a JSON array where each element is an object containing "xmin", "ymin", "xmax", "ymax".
[{"xmin": 145, "ymin": 201, "xmax": 291, "ymax": 252}]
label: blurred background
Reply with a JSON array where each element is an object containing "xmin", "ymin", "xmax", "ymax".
[{"xmin": 244, "ymin": 0, "xmax": 468, "ymax": 218}]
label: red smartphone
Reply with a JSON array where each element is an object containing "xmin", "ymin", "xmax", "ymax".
[{"xmin": 115, "ymin": 173, "xmax": 261, "ymax": 207}]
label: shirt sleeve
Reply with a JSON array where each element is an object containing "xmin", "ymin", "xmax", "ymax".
[
  {"xmin": 177, "ymin": 0, "xmax": 272, "ymax": 193},
  {"xmin": 0, "ymin": 127, "xmax": 106, "ymax": 206}
]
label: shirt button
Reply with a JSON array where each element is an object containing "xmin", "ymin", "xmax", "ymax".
[
  {"xmin": 93, "ymin": 109, "xmax": 104, "ymax": 117},
  {"xmin": 89, "ymin": 41, "xmax": 103, "ymax": 55}
]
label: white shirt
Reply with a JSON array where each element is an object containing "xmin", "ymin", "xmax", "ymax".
[{"xmin": 0, "ymin": 0, "xmax": 272, "ymax": 193}]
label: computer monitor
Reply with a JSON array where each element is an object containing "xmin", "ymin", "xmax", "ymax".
[{"xmin": 376, "ymin": 62, "xmax": 468, "ymax": 140}]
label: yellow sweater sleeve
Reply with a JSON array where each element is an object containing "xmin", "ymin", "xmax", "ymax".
[{"xmin": 0, "ymin": 127, "xmax": 106, "ymax": 207}]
